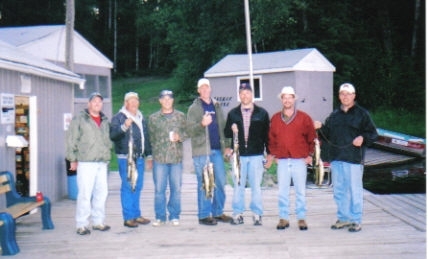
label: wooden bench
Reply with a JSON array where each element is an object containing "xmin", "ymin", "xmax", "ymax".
[{"xmin": 0, "ymin": 171, "xmax": 54, "ymax": 255}]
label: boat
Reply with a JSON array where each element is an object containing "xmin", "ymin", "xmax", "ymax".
[{"xmin": 373, "ymin": 128, "xmax": 426, "ymax": 158}]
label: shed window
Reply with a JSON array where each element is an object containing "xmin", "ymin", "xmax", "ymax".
[
  {"xmin": 74, "ymin": 75, "xmax": 109, "ymax": 99},
  {"xmin": 238, "ymin": 77, "xmax": 261, "ymax": 101}
]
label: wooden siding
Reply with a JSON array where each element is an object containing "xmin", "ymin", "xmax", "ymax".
[{"xmin": 0, "ymin": 68, "xmax": 74, "ymax": 203}]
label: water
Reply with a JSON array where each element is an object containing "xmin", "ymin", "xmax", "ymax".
[{"xmin": 363, "ymin": 160, "xmax": 426, "ymax": 194}]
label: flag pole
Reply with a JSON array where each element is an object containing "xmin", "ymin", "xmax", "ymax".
[{"xmin": 244, "ymin": 0, "xmax": 254, "ymax": 89}]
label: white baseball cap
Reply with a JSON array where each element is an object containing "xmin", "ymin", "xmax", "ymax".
[
  {"xmin": 339, "ymin": 83, "xmax": 355, "ymax": 94},
  {"xmin": 197, "ymin": 78, "xmax": 210, "ymax": 88}
]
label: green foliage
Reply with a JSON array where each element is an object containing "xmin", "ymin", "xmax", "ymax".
[{"xmin": 371, "ymin": 108, "xmax": 425, "ymax": 138}]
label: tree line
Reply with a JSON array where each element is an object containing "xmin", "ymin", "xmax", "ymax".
[{"xmin": 0, "ymin": 0, "xmax": 424, "ymax": 113}]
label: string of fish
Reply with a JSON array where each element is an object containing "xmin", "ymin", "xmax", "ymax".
[{"xmin": 202, "ymin": 123, "xmax": 215, "ymax": 198}]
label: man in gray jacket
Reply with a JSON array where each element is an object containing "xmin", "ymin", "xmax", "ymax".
[
  {"xmin": 187, "ymin": 78, "xmax": 232, "ymax": 226},
  {"xmin": 66, "ymin": 92, "xmax": 112, "ymax": 235}
]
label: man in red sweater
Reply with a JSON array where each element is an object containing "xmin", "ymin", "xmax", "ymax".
[{"xmin": 265, "ymin": 86, "xmax": 316, "ymax": 231}]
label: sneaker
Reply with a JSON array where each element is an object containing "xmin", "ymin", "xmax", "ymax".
[
  {"xmin": 171, "ymin": 219, "xmax": 180, "ymax": 226},
  {"xmin": 298, "ymin": 220, "xmax": 308, "ymax": 231},
  {"xmin": 152, "ymin": 219, "xmax": 166, "ymax": 227},
  {"xmin": 348, "ymin": 223, "xmax": 362, "ymax": 232},
  {"xmin": 276, "ymin": 219, "xmax": 290, "ymax": 230},
  {"xmin": 214, "ymin": 214, "xmax": 233, "ymax": 223},
  {"xmin": 135, "ymin": 216, "xmax": 151, "ymax": 225},
  {"xmin": 92, "ymin": 224, "xmax": 111, "ymax": 231},
  {"xmin": 76, "ymin": 227, "xmax": 91, "ymax": 235},
  {"xmin": 124, "ymin": 219, "xmax": 139, "ymax": 228},
  {"xmin": 253, "ymin": 215, "xmax": 262, "ymax": 226},
  {"xmin": 199, "ymin": 217, "xmax": 218, "ymax": 226},
  {"xmin": 331, "ymin": 220, "xmax": 352, "ymax": 230},
  {"xmin": 231, "ymin": 215, "xmax": 244, "ymax": 225}
]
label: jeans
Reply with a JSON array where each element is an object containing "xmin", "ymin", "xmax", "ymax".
[
  {"xmin": 75, "ymin": 161, "xmax": 108, "ymax": 228},
  {"xmin": 152, "ymin": 161, "xmax": 183, "ymax": 221},
  {"xmin": 118, "ymin": 157, "xmax": 145, "ymax": 221},
  {"xmin": 277, "ymin": 158, "xmax": 307, "ymax": 220},
  {"xmin": 331, "ymin": 161, "xmax": 364, "ymax": 224},
  {"xmin": 232, "ymin": 155, "xmax": 264, "ymax": 216},
  {"xmin": 193, "ymin": 149, "xmax": 227, "ymax": 219}
]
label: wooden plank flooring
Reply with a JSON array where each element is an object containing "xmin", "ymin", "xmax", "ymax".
[
  {"xmin": 364, "ymin": 148, "xmax": 419, "ymax": 167},
  {"xmin": 7, "ymin": 171, "xmax": 426, "ymax": 259}
]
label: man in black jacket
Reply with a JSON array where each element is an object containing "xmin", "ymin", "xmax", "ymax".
[
  {"xmin": 224, "ymin": 83, "xmax": 270, "ymax": 226},
  {"xmin": 314, "ymin": 83, "xmax": 378, "ymax": 233}
]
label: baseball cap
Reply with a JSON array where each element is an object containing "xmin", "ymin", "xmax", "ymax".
[
  {"xmin": 124, "ymin": 92, "xmax": 139, "ymax": 102},
  {"xmin": 339, "ymin": 83, "xmax": 355, "ymax": 94},
  {"xmin": 238, "ymin": 82, "xmax": 252, "ymax": 91},
  {"xmin": 89, "ymin": 92, "xmax": 103, "ymax": 101},
  {"xmin": 197, "ymin": 78, "xmax": 210, "ymax": 88},
  {"xmin": 159, "ymin": 90, "xmax": 174, "ymax": 98}
]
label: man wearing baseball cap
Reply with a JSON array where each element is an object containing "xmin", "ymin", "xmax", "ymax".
[
  {"xmin": 148, "ymin": 90, "xmax": 188, "ymax": 227},
  {"xmin": 187, "ymin": 78, "xmax": 232, "ymax": 225},
  {"xmin": 314, "ymin": 83, "xmax": 378, "ymax": 232},
  {"xmin": 66, "ymin": 92, "xmax": 112, "ymax": 235},
  {"xmin": 110, "ymin": 91, "xmax": 153, "ymax": 228},
  {"xmin": 224, "ymin": 82, "xmax": 270, "ymax": 226}
]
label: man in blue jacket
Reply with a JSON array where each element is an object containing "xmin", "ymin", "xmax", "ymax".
[{"xmin": 110, "ymin": 92, "xmax": 153, "ymax": 228}]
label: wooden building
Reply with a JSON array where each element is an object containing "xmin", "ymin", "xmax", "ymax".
[
  {"xmin": 0, "ymin": 40, "xmax": 85, "ymax": 203},
  {"xmin": 204, "ymin": 48, "xmax": 336, "ymax": 121},
  {"xmin": 0, "ymin": 25, "xmax": 114, "ymax": 118}
]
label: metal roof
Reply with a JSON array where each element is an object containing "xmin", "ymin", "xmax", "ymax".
[
  {"xmin": 0, "ymin": 40, "xmax": 85, "ymax": 87},
  {"xmin": 204, "ymin": 48, "xmax": 335, "ymax": 77},
  {"xmin": 0, "ymin": 25, "xmax": 113, "ymax": 69}
]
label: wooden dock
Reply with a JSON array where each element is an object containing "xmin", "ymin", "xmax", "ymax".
[
  {"xmin": 7, "ymin": 170, "xmax": 426, "ymax": 259},
  {"xmin": 364, "ymin": 148, "xmax": 421, "ymax": 168}
]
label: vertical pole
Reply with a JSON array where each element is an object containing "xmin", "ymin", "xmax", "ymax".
[
  {"xmin": 65, "ymin": 0, "xmax": 75, "ymax": 72},
  {"xmin": 244, "ymin": 0, "xmax": 254, "ymax": 89}
]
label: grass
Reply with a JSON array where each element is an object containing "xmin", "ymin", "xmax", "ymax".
[{"xmin": 109, "ymin": 76, "xmax": 192, "ymax": 170}]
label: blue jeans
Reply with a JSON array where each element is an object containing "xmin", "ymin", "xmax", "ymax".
[
  {"xmin": 193, "ymin": 149, "xmax": 227, "ymax": 219},
  {"xmin": 152, "ymin": 161, "xmax": 183, "ymax": 221},
  {"xmin": 330, "ymin": 161, "xmax": 364, "ymax": 224},
  {"xmin": 277, "ymin": 158, "xmax": 307, "ymax": 220},
  {"xmin": 232, "ymin": 155, "xmax": 264, "ymax": 216},
  {"xmin": 118, "ymin": 157, "xmax": 145, "ymax": 221}
]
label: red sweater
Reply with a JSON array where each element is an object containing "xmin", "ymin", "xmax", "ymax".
[{"xmin": 268, "ymin": 110, "xmax": 316, "ymax": 159}]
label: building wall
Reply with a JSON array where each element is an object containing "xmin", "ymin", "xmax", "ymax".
[
  {"xmin": 208, "ymin": 70, "xmax": 333, "ymax": 121},
  {"xmin": 47, "ymin": 62, "xmax": 113, "ymax": 119},
  {"xmin": 0, "ymin": 68, "xmax": 74, "ymax": 203}
]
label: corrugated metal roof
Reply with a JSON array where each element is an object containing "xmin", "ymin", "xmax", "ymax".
[
  {"xmin": 0, "ymin": 40, "xmax": 85, "ymax": 87},
  {"xmin": 204, "ymin": 48, "xmax": 335, "ymax": 77},
  {"xmin": 0, "ymin": 25, "xmax": 113, "ymax": 68}
]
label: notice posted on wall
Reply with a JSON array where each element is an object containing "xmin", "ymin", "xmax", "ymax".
[{"xmin": 1, "ymin": 93, "xmax": 15, "ymax": 124}]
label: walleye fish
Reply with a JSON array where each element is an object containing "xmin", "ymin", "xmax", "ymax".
[
  {"xmin": 232, "ymin": 131, "xmax": 241, "ymax": 185},
  {"xmin": 127, "ymin": 126, "xmax": 138, "ymax": 192},
  {"xmin": 202, "ymin": 163, "xmax": 211, "ymax": 198},
  {"xmin": 314, "ymin": 138, "xmax": 324, "ymax": 186},
  {"xmin": 208, "ymin": 162, "xmax": 215, "ymax": 198}
]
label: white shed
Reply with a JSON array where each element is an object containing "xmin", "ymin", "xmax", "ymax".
[{"xmin": 204, "ymin": 48, "xmax": 336, "ymax": 121}]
